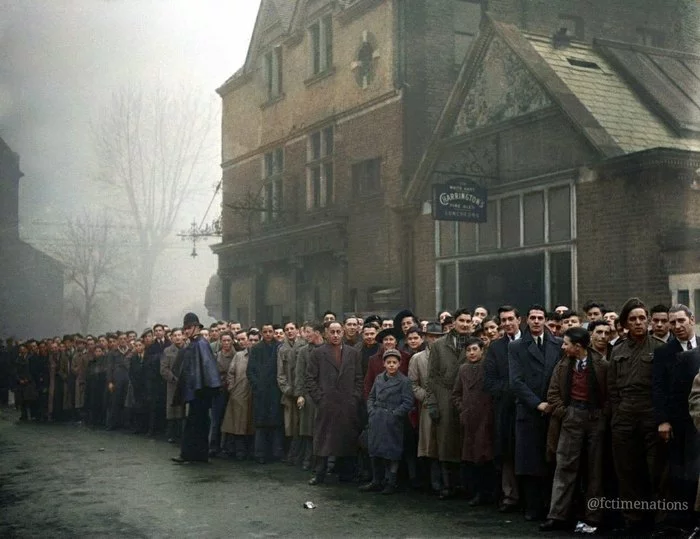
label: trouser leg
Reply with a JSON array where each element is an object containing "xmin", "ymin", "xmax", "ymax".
[
  {"xmin": 501, "ymin": 453, "xmax": 520, "ymax": 506},
  {"xmin": 548, "ymin": 408, "xmax": 585, "ymax": 521},
  {"xmin": 430, "ymin": 459, "xmax": 443, "ymax": 492}
]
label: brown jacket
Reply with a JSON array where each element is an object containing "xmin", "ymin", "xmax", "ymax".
[{"xmin": 546, "ymin": 351, "xmax": 608, "ymax": 461}]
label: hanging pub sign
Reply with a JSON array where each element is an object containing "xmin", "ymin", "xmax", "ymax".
[{"xmin": 432, "ymin": 178, "xmax": 488, "ymax": 222}]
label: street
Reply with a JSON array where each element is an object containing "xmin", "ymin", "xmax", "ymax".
[{"xmin": 0, "ymin": 409, "xmax": 550, "ymax": 538}]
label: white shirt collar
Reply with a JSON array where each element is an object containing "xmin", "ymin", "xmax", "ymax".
[
  {"xmin": 678, "ymin": 335, "xmax": 697, "ymax": 349},
  {"xmin": 508, "ymin": 330, "xmax": 522, "ymax": 342}
]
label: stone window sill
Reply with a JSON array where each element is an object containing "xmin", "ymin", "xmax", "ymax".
[
  {"xmin": 304, "ymin": 66, "xmax": 336, "ymax": 88},
  {"xmin": 260, "ymin": 94, "xmax": 285, "ymax": 110}
]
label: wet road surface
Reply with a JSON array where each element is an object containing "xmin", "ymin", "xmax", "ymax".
[{"xmin": 0, "ymin": 408, "xmax": 552, "ymax": 538}]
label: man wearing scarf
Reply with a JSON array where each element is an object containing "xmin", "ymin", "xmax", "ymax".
[
  {"xmin": 247, "ymin": 324, "xmax": 285, "ymax": 464},
  {"xmin": 426, "ymin": 307, "xmax": 473, "ymax": 499}
]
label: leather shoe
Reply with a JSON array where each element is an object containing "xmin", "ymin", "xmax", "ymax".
[
  {"xmin": 499, "ymin": 503, "xmax": 518, "ymax": 513},
  {"xmin": 539, "ymin": 519, "xmax": 568, "ymax": 531},
  {"xmin": 171, "ymin": 456, "xmax": 187, "ymax": 464},
  {"xmin": 467, "ymin": 493, "xmax": 484, "ymax": 507},
  {"xmin": 308, "ymin": 475, "xmax": 325, "ymax": 486}
]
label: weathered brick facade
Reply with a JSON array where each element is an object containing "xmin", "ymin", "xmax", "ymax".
[{"xmin": 214, "ymin": 0, "xmax": 700, "ymax": 323}]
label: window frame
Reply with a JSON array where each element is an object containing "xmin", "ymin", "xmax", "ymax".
[
  {"xmin": 261, "ymin": 147, "xmax": 284, "ymax": 223},
  {"xmin": 306, "ymin": 126, "xmax": 335, "ymax": 209},
  {"xmin": 263, "ymin": 46, "xmax": 283, "ymax": 101},
  {"xmin": 309, "ymin": 15, "xmax": 334, "ymax": 76},
  {"xmin": 351, "ymin": 157, "xmax": 382, "ymax": 195}
]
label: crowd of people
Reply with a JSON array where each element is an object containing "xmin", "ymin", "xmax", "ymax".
[{"xmin": 1, "ymin": 298, "xmax": 699, "ymax": 537}]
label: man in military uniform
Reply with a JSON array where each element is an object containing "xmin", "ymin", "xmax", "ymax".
[{"xmin": 608, "ymin": 298, "xmax": 665, "ymax": 533}]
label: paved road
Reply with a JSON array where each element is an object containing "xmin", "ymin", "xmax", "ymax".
[{"xmin": 0, "ymin": 408, "xmax": 552, "ymax": 538}]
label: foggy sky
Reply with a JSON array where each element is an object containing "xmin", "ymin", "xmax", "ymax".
[{"xmin": 0, "ymin": 0, "xmax": 259, "ymax": 328}]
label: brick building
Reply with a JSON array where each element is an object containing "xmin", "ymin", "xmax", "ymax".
[
  {"xmin": 213, "ymin": 0, "xmax": 700, "ymax": 324},
  {"xmin": 408, "ymin": 15, "xmax": 700, "ymax": 317},
  {"xmin": 0, "ymin": 137, "xmax": 64, "ymax": 338}
]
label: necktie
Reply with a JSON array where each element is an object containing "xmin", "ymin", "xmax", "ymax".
[
  {"xmin": 577, "ymin": 358, "xmax": 586, "ymax": 373},
  {"xmin": 688, "ymin": 341, "xmax": 693, "ymax": 351},
  {"xmin": 537, "ymin": 336, "xmax": 543, "ymax": 352}
]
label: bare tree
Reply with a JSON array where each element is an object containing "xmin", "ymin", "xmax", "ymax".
[
  {"xmin": 93, "ymin": 85, "xmax": 216, "ymax": 327},
  {"xmin": 49, "ymin": 213, "xmax": 122, "ymax": 334}
]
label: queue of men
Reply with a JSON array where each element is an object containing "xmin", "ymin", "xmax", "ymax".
[{"xmin": 2, "ymin": 299, "xmax": 700, "ymax": 538}]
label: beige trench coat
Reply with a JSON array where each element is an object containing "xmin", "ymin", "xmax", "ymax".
[
  {"xmin": 71, "ymin": 351, "xmax": 91, "ymax": 409},
  {"xmin": 160, "ymin": 344, "xmax": 184, "ymax": 420},
  {"xmin": 409, "ymin": 348, "xmax": 438, "ymax": 459},
  {"xmin": 221, "ymin": 350, "xmax": 253, "ymax": 436},
  {"xmin": 277, "ymin": 338, "xmax": 306, "ymax": 437}
]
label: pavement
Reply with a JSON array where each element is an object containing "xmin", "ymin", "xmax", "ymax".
[{"xmin": 0, "ymin": 407, "xmax": 559, "ymax": 538}]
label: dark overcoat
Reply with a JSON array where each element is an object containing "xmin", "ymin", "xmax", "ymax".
[
  {"xmin": 247, "ymin": 340, "xmax": 284, "ymax": 428},
  {"xmin": 483, "ymin": 335, "xmax": 516, "ymax": 458},
  {"xmin": 367, "ymin": 371, "xmax": 414, "ymax": 461},
  {"xmin": 426, "ymin": 334, "xmax": 464, "ymax": 463},
  {"xmin": 305, "ymin": 343, "xmax": 363, "ymax": 457},
  {"xmin": 508, "ymin": 331, "xmax": 562, "ymax": 476},
  {"xmin": 452, "ymin": 359, "xmax": 494, "ymax": 463}
]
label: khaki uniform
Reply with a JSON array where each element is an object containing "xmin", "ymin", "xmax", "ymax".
[{"xmin": 608, "ymin": 335, "xmax": 664, "ymax": 525}]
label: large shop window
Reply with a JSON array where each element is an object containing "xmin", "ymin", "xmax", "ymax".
[{"xmin": 436, "ymin": 183, "xmax": 574, "ymax": 310}]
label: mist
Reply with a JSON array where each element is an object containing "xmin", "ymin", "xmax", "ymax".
[{"xmin": 0, "ymin": 0, "xmax": 259, "ymax": 333}]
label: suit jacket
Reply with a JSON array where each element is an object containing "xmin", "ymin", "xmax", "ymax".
[
  {"xmin": 484, "ymin": 335, "xmax": 516, "ymax": 457},
  {"xmin": 509, "ymin": 331, "xmax": 562, "ymax": 476},
  {"xmin": 652, "ymin": 337, "xmax": 682, "ymax": 425}
]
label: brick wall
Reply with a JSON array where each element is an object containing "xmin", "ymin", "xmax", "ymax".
[{"xmin": 575, "ymin": 165, "xmax": 698, "ymax": 311}]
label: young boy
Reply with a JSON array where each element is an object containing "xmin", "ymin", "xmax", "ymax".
[
  {"xmin": 360, "ymin": 349, "xmax": 414, "ymax": 495},
  {"xmin": 452, "ymin": 337, "xmax": 495, "ymax": 506}
]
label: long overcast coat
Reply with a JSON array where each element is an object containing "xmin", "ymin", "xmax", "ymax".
[
  {"xmin": 508, "ymin": 332, "xmax": 562, "ymax": 476},
  {"xmin": 426, "ymin": 334, "xmax": 465, "ymax": 463},
  {"xmin": 305, "ymin": 343, "xmax": 363, "ymax": 457},
  {"xmin": 247, "ymin": 340, "xmax": 284, "ymax": 428},
  {"xmin": 409, "ymin": 347, "xmax": 438, "ymax": 458},
  {"xmin": 160, "ymin": 343, "xmax": 184, "ymax": 420},
  {"xmin": 367, "ymin": 371, "xmax": 414, "ymax": 461},
  {"xmin": 221, "ymin": 350, "xmax": 253, "ymax": 435},
  {"xmin": 294, "ymin": 343, "xmax": 317, "ymax": 437}
]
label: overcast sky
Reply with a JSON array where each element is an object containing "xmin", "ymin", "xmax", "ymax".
[{"xmin": 0, "ymin": 0, "xmax": 260, "ymax": 326}]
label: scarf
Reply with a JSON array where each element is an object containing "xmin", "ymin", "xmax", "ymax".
[{"xmin": 451, "ymin": 329, "xmax": 469, "ymax": 352}]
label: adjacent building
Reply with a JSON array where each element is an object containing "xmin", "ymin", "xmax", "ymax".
[
  {"xmin": 213, "ymin": 0, "xmax": 700, "ymax": 324},
  {"xmin": 0, "ymin": 137, "xmax": 64, "ymax": 338}
]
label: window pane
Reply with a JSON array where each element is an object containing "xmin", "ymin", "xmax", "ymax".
[
  {"xmin": 550, "ymin": 251, "xmax": 572, "ymax": 309},
  {"xmin": 324, "ymin": 162, "xmax": 333, "ymax": 205},
  {"xmin": 458, "ymin": 221, "xmax": 477, "ymax": 254},
  {"xmin": 440, "ymin": 263, "xmax": 456, "ymax": 313},
  {"xmin": 458, "ymin": 254, "xmax": 544, "ymax": 310},
  {"xmin": 523, "ymin": 192, "xmax": 545, "ymax": 245},
  {"xmin": 264, "ymin": 153, "xmax": 273, "ymax": 178},
  {"xmin": 500, "ymin": 196, "xmax": 520, "ymax": 249},
  {"xmin": 693, "ymin": 290, "xmax": 700, "ymax": 314},
  {"xmin": 311, "ymin": 24, "xmax": 321, "ymax": 74},
  {"xmin": 679, "ymin": 289, "xmax": 690, "ymax": 306},
  {"xmin": 310, "ymin": 132, "xmax": 321, "ymax": 160},
  {"xmin": 323, "ymin": 127, "xmax": 334, "ymax": 156},
  {"xmin": 549, "ymin": 186, "xmax": 571, "ymax": 242},
  {"xmin": 323, "ymin": 15, "xmax": 333, "ymax": 69},
  {"xmin": 312, "ymin": 167, "xmax": 321, "ymax": 207},
  {"xmin": 479, "ymin": 200, "xmax": 497, "ymax": 251},
  {"xmin": 274, "ymin": 148, "xmax": 284, "ymax": 173},
  {"xmin": 439, "ymin": 221, "xmax": 456, "ymax": 257}
]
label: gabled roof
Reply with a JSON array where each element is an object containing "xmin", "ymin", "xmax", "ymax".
[
  {"xmin": 596, "ymin": 39, "xmax": 700, "ymax": 136},
  {"xmin": 217, "ymin": 0, "xmax": 300, "ymax": 93},
  {"xmin": 405, "ymin": 15, "xmax": 700, "ymax": 203}
]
